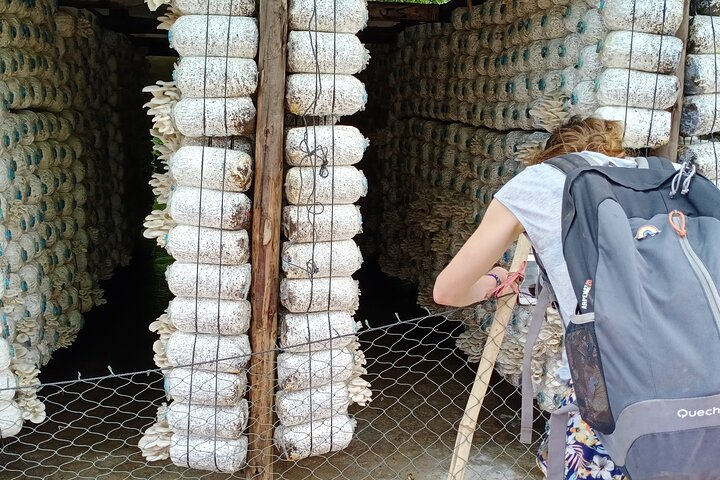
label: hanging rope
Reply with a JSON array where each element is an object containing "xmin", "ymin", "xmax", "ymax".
[
  {"xmin": 622, "ymin": 0, "xmax": 638, "ymax": 142},
  {"xmin": 184, "ymin": 0, "xmax": 214, "ymax": 467},
  {"xmin": 645, "ymin": 0, "xmax": 669, "ymax": 147}
]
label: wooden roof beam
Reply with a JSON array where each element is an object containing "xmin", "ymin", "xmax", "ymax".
[
  {"xmin": 98, "ymin": 15, "xmax": 159, "ymax": 34},
  {"xmin": 58, "ymin": 0, "xmax": 144, "ymax": 8},
  {"xmin": 368, "ymin": 3, "xmax": 440, "ymax": 22}
]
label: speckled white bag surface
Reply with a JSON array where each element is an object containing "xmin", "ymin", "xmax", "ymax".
[
  {"xmin": 170, "ymin": 15, "xmax": 258, "ymax": 58},
  {"xmin": 274, "ymin": 415, "xmax": 355, "ymax": 461},
  {"xmin": 167, "ymin": 297, "xmax": 251, "ymax": 336},
  {"xmin": 175, "ymin": 57, "xmax": 258, "ymax": 99},
  {"xmin": 169, "ymin": 434, "xmax": 248, "ymax": 473},
  {"xmin": 285, "ymin": 126, "xmax": 368, "ymax": 166},
  {"xmin": 165, "ymin": 263, "xmax": 251, "ymax": 300},
  {"xmin": 166, "ymin": 401, "xmax": 249, "ymax": 439}
]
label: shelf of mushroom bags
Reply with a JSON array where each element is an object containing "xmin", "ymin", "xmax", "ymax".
[
  {"xmin": 0, "ymin": 2, "xmax": 144, "ymax": 438},
  {"xmin": 678, "ymin": 2, "xmax": 720, "ymax": 183},
  {"xmin": 359, "ymin": 0, "xmax": 689, "ymax": 426}
]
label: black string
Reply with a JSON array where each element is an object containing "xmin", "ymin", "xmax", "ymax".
[
  {"xmin": 645, "ymin": 0, "xmax": 668, "ymax": 147},
  {"xmin": 208, "ymin": 0, "xmax": 236, "ymax": 470},
  {"xmin": 708, "ymin": 14, "xmax": 719, "ymax": 184},
  {"xmin": 326, "ymin": 0, "xmax": 339, "ymax": 450},
  {"xmin": 184, "ymin": 3, "xmax": 213, "ymax": 467},
  {"xmin": 622, "ymin": 0, "xmax": 638, "ymax": 142},
  {"xmin": 295, "ymin": 0, "xmax": 326, "ymax": 456}
]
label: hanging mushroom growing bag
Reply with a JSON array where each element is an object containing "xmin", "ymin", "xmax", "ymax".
[{"xmin": 140, "ymin": 1, "xmax": 258, "ymax": 471}]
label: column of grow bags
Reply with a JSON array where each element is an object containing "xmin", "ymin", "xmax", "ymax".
[
  {"xmin": 93, "ymin": 30, "xmax": 134, "ymax": 275},
  {"xmin": 56, "ymin": 8, "xmax": 137, "ymax": 287},
  {"xmin": 0, "ymin": 4, "xmax": 139, "ymax": 436},
  {"xmin": 679, "ymin": 2, "xmax": 720, "ymax": 186},
  {"xmin": 560, "ymin": 0, "xmax": 683, "ymax": 147},
  {"xmin": 0, "ymin": 0, "xmax": 60, "ymax": 435},
  {"xmin": 274, "ymin": 0, "xmax": 372, "ymax": 461},
  {"xmin": 139, "ymin": 0, "xmax": 257, "ymax": 472},
  {"xmin": 53, "ymin": 9, "xmax": 133, "ymax": 348},
  {"xmin": 385, "ymin": 0, "xmax": 684, "ymax": 148}
]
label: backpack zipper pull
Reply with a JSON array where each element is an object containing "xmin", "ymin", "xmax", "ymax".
[
  {"xmin": 670, "ymin": 161, "xmax": 697, "ymax": 198},
  {"xmin": 669, "ymin": 210, "xmax": 687, "ymax": 237}
]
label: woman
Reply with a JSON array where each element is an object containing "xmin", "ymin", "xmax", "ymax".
[{"xmin": 434, "ymin": 118, "xmax": 630, "ymax": 480}]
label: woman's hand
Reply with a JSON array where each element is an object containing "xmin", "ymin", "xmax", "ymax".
[
  {"xmin": 478, "ymin": 265, "xmax": 511, "ymax": 300},
  {"xmin": 433, "ymin": 200, "xmax": 523, "ymax": 307}
]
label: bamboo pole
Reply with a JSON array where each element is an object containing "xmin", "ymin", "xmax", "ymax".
[
  {"xmin": 653, "ymin": 0, "xmax": 691, "ymax": 161},
  {"xmin": 447, "ymin": 235, "xmax": 533, "ymax": 480},
  {"xmin": 246, "ymin": 1, "xmax": 287, "ymax": 479}
]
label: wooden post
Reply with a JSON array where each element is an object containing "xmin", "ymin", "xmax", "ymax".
[
  {"xmin": 653, "ymin": 0, "xmax": 691, "ymax": 161},
  {"xmin": 247, "ymin": 1, "xmax": 287, "ymax": 479},
  {"xmin": 447, "ymin": 236, "xmax": 532, "ymax": 480}
]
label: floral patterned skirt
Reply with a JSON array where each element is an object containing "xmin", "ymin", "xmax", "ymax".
[{"xmin": 536, "ymin": 388, "xmax": 628, "ymax": 480}]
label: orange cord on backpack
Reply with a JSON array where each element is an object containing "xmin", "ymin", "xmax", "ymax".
[{"xmin": 669, "ymin": 210, "xmax": 687, "ymax": 238}]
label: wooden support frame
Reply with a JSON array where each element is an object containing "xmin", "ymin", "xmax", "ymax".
[
  {"xmin": 358, "ymin": 26, "xmax": 406, "ymax": 44},
  {"xmin": 59, "ymin": 0, "xmax": 144, "ymax": 8},
  {"xmin": 368, "ymin": 3, "xmax": 440, "ymax": 22},
  {"xmin": 246, "ymin": 1, "xmax": 287, "ymax": 479},
  {"xmin": 653, "ymin": 0, "xmax": 691, "ymax": 161}
]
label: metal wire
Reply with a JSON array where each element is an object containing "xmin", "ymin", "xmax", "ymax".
[
  {"xmin": 709, "ymin": 11, "xmax": 719, "ymax": 184},
  {"xmin": 0, "ymin": 302, "xmax": 544, "ymax": 480},
  {"xmin": 622, "ymin": 0, "xmax": 638, "ymax": 140},
  {"xmin": 645, "ymin": 0, "xmax": 669, "ymax": 147}
]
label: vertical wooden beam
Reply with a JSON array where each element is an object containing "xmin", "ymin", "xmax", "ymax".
[
  {"xmin": 247, "ymin": 1, "xmax": 287, "ymax": 479},
  {"xmin": 653, "ymin": 0, "xmax": 691, "ymax": 161}
]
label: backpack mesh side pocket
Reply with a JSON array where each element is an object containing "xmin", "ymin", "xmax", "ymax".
[{"xmin": 566, "ymin": 316, "xmax": 615, "ymax": 433}]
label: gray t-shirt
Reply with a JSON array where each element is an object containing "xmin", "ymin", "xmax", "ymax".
[{"xmin": 494, "ymin": 151, "xmax": 643, "ymax": 325}]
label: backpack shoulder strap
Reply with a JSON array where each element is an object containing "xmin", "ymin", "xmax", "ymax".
[
  {"xmin": 544, "ymin": 153, "xmax": 591, "ymax": 175},
  {"xmin": 644, "ymin": 156, "xmax": 676, "ymax": 171},
  {"xmin": 520, "ymin": 280, "xmax": 552, "ymax": 444},
  {"xmin": 547, "ymin": 154, "xmax": 676, "ymax": 173},
  {"xmin": 520, "ymin": 248, "xmax": 556, "ymax": 444},
  {"xmin": 547, "ymin": 403, "xmax": 579, "ymax": 479}
]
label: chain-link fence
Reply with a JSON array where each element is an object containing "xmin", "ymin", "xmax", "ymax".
[{"xmin": 0, "ymin": 301, "xmax": 546, "ymax": 480}]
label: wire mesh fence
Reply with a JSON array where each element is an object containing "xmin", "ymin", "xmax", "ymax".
[{"xmin": 0, "ymin": 305, "xmax": 546, "ymax": 480}]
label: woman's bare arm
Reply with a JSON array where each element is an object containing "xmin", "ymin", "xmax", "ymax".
[{"xmin": 433, "ymin": 200, "xmax": 524, "ymax": 307}]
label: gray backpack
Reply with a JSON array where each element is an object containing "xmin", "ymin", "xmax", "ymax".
[{"xmin": 520, "ymin": 153, "xmax": 720, "ymax": 479}]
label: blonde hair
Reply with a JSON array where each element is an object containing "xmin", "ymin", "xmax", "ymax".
[{"xmin": 528, "ymin": 118, "xmax": 627, "ymax": 165}]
